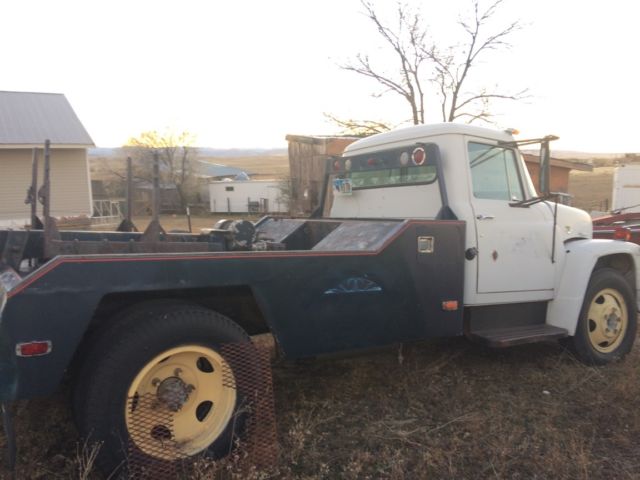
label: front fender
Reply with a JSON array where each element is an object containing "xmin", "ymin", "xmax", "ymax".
[{"xmin": 546, "ymin": 239, "xmax": 640, "ymax": 334}]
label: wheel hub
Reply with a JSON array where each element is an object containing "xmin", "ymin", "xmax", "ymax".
[
  {"xmin": 605, "ymin": 311, "xmax": 621, "ymax": 336},
  {"xmin": 126, "ymin": 346, "xmax": 238, "ymax": 459},
  {"xmin": 587, "ymin": 288, "xmax": 629, "ymax": 354},
  {"xmin": 157, "ymin": 376, "xmax": 194, "ymax": 411}
]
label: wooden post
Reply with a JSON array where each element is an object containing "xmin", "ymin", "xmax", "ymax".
[
  {"xmin": 40, "ymin": 139, "xmax": 60, "ymax": 258},
  {"xmin": 27, "ymin": 148, "xmax": 41, "ymax": 228},
  {"xmin": 116, "ymin": 156, "xmax": 138, "ymax": 232},
  {"xmin": 126, "ymin": 156, "xmax": 134, "ymax": 222},
  {"xmin": 140, "ymin": 152, "xmax": 165, "ymax": 242},
  {"xmin": 152, "ymin": 152, "xmax": 160, "ymax": 222},
  {"xmin": 42, "ymin": 140, "xmax": 51, "ymax": 221}
]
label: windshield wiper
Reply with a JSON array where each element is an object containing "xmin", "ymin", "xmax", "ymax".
[{"xmin": 509, "ymin": 193, "xmax": 555, "ymax": 208}]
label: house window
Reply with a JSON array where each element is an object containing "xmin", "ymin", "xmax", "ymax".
[{"xmin": 225, "ymin": 186, "xmax": 234, "ymax": 192}]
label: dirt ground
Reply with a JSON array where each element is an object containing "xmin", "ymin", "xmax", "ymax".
[{"xmin": 1, "ymin": 333, "xmax": 640, "ymax": 479}]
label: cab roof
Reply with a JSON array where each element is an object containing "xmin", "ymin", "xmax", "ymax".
[{"xmin": 343, "ymin": 123, "xmax": 514, "ymax": 156}]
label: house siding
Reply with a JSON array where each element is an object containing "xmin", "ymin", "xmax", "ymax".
[
  {"xmin": 525, "ymin": 163, "xmax": 570, "ymax": 194},
  {"xmin": 0, "ymin": 148, "xmax": 91, "ymax": 223}
]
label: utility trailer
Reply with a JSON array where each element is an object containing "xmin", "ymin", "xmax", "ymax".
[
  {"xmin": 591, "ymin": 163, "xmax": 640, "ymax": 243},
  {"xmin": 1, "ymin": 125, "xmax": 639, "ymax": 475}
]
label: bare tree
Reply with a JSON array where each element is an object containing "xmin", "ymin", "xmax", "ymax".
[
  {"xmin": 341, "ymin": 1, "xmax": 428, "ymax": 125},
  {"xmin": 323, "ymin": 113, "xmax": 393, "ymax": 137},
  {"xmin": 428, "ymin": 0, "xmax": 527, "ymax": 123},
  {"xmin": 124, "ymin": 129, "xmax": 196, "ymax": 211},
  {"xmin": 342, "ymin": 0, "xmax": 526, "ymax": 125},
  {"xmin": 275, "ymin": 176, "xmax": 292, "ymax": 213}
]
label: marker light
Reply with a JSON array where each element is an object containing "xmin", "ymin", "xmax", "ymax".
[
  {"xmin": 367, "ymin": 158, "xmax": 377, "ymax": 166},
  {"xmin": 613, "ymin": 227, "xmax": 632, "ymax": 242},
  {"xmin": 442, "ymin": 300, "xmax": 459, "ymax": 311},
  {"xmin": 412, "ymin": 147, "xmax": 426, "ymax": 165},
  {"xmin": 16, "ymin": 341, "xmax": 52, "ymax": 357},
  {"xmin": 333, "ymin": 160, "xmax": 341, "ymax": 171},
  {"xmin": 345, "ymin": 159, "xmax": 352, "ymax": 171},
  {"xmin": 505, "ymin": 128, "xmax": 520, "ymax": 135},
  {"xmin": 399, "ymin": 151, "xmax": 410, "ymax": 166}
]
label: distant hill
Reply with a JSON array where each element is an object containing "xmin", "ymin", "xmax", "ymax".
[
  {"xmin": 552, "ymin": 151, "xmax": 624, "ymax": 161},
  {"xmin": 90, "ymin": 147, "xmax": 289, "ymax": 181},
  {"xmin": 89, "ymin": 147, "xmax": 287, "ymax": 158},
  {"xmin": 522, "ymin": 149, "xmax": 624, "ymax": 162},
  {"xmin": 89, "ymin": 147, "xmax": 121, "ymax": 158},
  {"xmin": 197, "ymin": 147, "xmax": 287, "ymax": 157}
]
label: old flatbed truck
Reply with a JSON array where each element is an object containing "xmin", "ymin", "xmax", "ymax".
[{"xmin": 1, "ymin": 124, "xmax": 639, "ymax": 474}]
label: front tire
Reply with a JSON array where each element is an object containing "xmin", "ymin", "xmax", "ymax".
[
  {"xmin": 570, "ymin": 268, "xmax": 637, "ymax": 365},
  {"xmin": 75, "ymin": 305, "xmax": 252, "ymax": 475}
]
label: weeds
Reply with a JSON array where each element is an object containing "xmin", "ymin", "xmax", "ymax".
[{"xmin": 75, "ymin": 440, "xmax": 101, "ymax": 480}]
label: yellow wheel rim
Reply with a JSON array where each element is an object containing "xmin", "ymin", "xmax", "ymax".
[
  {"xmin": 125, "ymin": 345, "xmax": 237, "ymax": 458},
  {"xmin": 586, "ymin": 288, "xmax": 628, "ymax": 354}
]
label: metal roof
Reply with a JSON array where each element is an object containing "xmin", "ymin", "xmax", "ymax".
[
  {"xmin": 194, "ymin": 160, "xmax": 251, "ymax": 178},
  {"xmin": 0, "ymin": 91, "xmax": 94, "ymax": 147},
  {"xmin": 522, "ymin": 153, "xmax": 593, "ymax": 172}
]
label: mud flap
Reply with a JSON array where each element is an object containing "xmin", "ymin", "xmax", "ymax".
[{"xmin": 1, "ymin": 402, "xmax": 16, "ymax": 477}]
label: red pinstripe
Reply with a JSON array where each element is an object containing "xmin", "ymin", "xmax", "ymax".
[{"xmin": 7, "ymin": 220, "xmax": 462, "ymax": 299}]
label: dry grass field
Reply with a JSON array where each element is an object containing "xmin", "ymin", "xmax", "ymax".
[
  {"xmin": 2, "ymin": 335, "xmax": 640, "ymax": 479},
  {"xmin": 90, "ymin": 155, "xmax": 289, "ymax": 182},
  {"xmin": 198, "ymin": 155, "xmax": 290, "ymax": 180},
  {"xmin": 569, "ymin": 167, "xmax": 614, "ymax": 213}
]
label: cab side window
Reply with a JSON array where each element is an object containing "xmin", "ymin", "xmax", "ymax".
[{"xmin": 468, "ymin": 142, "xmax": 524, "ymax": 201}]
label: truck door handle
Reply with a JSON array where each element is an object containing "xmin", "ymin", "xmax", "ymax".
[{"xmin": 476, "ymin": 214, "xmax": 495, "ymax": 220}]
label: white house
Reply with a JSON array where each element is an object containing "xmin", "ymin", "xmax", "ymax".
[
  {"xmin": 0, "ymin": 91, "xmax": 94, "ymax": 227},
  {"xmin": 209, "ymin": 179, "xmax": 287, "ymax": 214}
]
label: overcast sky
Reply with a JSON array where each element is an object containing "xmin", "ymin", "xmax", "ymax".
[{"xmin": 2, "ymin": 0, "xmax": 639, "ymax": 152}]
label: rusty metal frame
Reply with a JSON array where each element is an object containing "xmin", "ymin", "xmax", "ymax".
[{"xmin": 34, "ymin": 143, "xmax": 222, "ymax": 258}]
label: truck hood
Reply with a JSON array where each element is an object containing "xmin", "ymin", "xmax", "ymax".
[{"xmin": 551, "ymin": 203, "xmax": 593, "ymax": 241}]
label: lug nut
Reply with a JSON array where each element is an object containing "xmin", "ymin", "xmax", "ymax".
[
  {"xmin": 152, "ymin": 378, "xmax": 161, "ymax": 387},
  {"xmin": 174, "ymin": 368, "xmax": 182, "ymax": 377}
]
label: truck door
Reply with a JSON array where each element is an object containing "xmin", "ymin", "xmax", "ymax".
[{"xmin": 466, "ymin": 139, "xmax": 555, "ymax": 295}]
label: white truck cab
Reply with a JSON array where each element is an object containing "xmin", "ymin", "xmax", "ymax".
[{"xmin": 328, "ymin": 123, "xmax": 640, "ymax": 364}]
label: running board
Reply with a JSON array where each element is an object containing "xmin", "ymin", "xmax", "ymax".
[{"xmin": 469, "ymin": 324, "xmax": 568, "ymax": 348}]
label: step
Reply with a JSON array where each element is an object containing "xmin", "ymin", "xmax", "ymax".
[{"xmin": 469, "ymin": 324, "xmax": 568, "ymax": 348}]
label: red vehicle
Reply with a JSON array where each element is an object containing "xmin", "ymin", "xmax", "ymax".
[{"xmin": 592, "ymin": 212, "xmax": 640, "ymax": 243}]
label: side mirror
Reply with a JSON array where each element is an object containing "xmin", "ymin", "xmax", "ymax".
[
  {"xmin": 539, "ymin": 140, "xmax": 550, "ymax": 196},
  {"xmin": 538, "ymin": 135, "xmax": 558, "ymax": 196}
]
